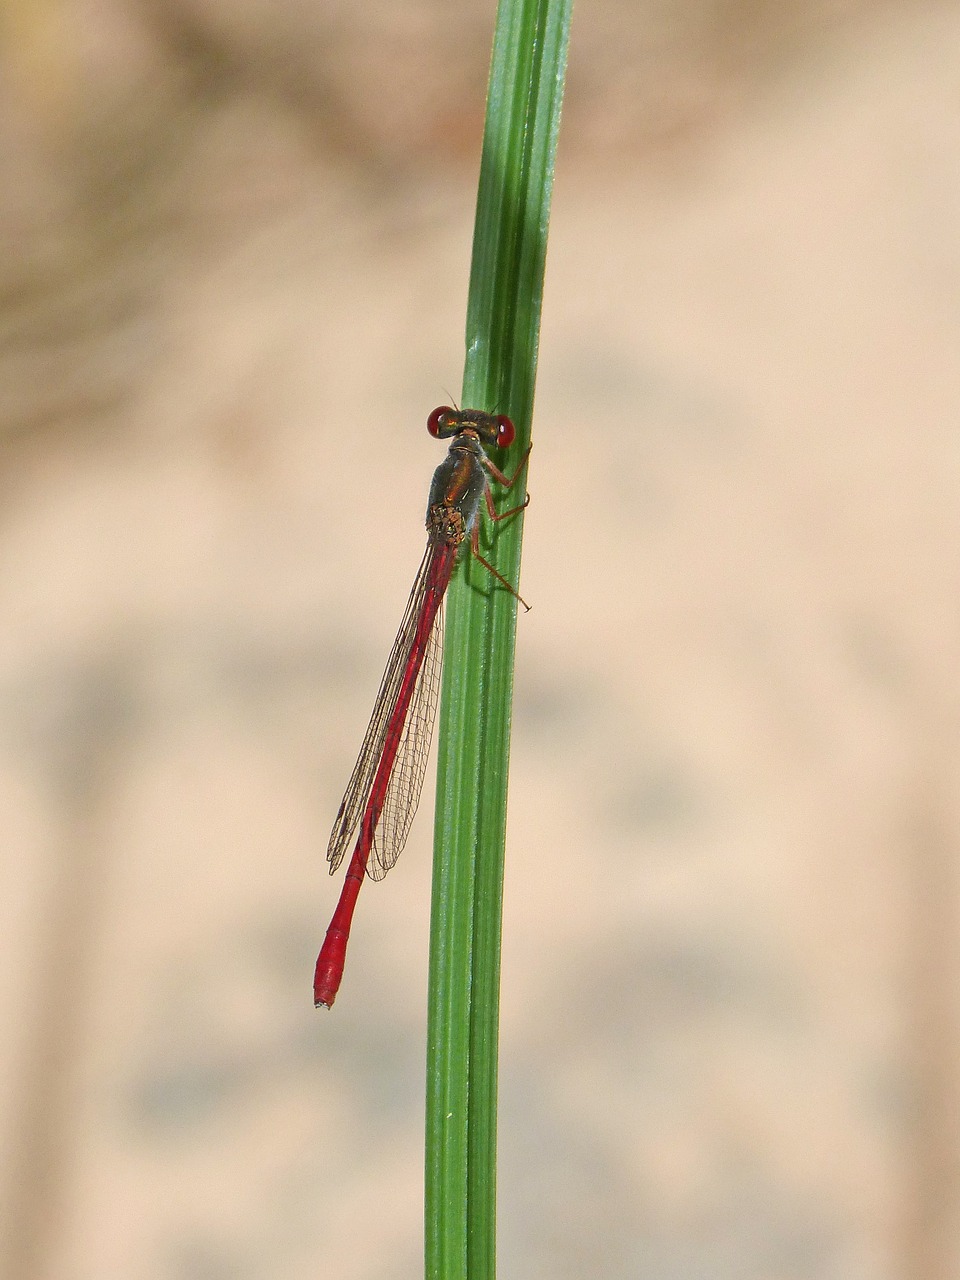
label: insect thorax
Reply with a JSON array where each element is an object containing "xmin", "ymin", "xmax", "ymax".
[{"xmin": 427, "ymin": 503, "xmax": 467, "ymax": 546}]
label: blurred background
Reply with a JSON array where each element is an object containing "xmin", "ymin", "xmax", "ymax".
[{"xmin": 1, "ymin": 1, "xmax": 958, "ymax": 1277}]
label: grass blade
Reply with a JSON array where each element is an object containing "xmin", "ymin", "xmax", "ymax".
[{"xmin": 425, "ymin": 0, "xmax": 573, "ymax": 1276}]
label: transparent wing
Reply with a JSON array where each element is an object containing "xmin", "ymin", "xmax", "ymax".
[
  {"xmin": 367, "ymin": 596, "xmax": 444, "ymax": 879},
  {"xmin": 326, "ymin": 542, "xmax": 453, "ymax": 880}
]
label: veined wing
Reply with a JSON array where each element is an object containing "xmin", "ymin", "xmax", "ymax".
[{"xmin": 326, "ymin": 541, "xmax": 454, "ymax": 879}]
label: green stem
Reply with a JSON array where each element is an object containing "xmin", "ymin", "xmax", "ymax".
[{"xmin": 424, "ymin": 0, "xmax": 572, "ymax": 1276}]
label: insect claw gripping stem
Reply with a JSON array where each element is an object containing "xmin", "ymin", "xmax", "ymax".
[{"xmin": 470, "ymin": 521, "xmax": 530, "ymax": 611}]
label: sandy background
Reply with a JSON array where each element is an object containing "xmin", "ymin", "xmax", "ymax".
[{"xmin": 1, "ymin": 1, "xmax": 959, "ymax": 1277}]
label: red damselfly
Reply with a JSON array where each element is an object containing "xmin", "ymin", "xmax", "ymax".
[{"xmin": 313, "ymin": 406, "xmax": 530, "ymax": 1008}]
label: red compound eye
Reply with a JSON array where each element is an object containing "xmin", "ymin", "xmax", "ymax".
[
  {"xmin": 495, "ymin": 415, "xmax": 515, "ymax": 448},
  {"xmin": 427, "ymin": 406, "xmax": 455, "ymax": 438}
]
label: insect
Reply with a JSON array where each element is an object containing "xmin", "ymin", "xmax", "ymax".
[{"xmin": 313, "ymin": 406, "xmax": 530, "ymax": 1007}]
